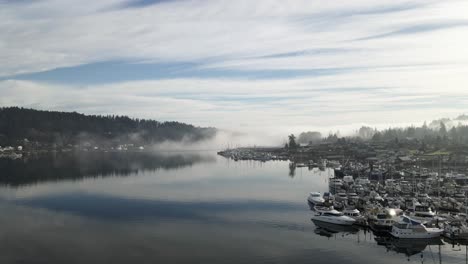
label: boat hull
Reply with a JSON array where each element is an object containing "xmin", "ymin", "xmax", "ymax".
[
  {"xmin": 369, "ymin": 223, "xmax": 393, "ymax": 234},
  {"xmin": 308, "ymin": 197, "xmax": 325, "ymax": 205},
  {"xmin": 391, "ymin": 228, "xmax": 443, "ymax": 239},
  {"xmin": 311, "ymin": 216, "xmax": 355, "ymax": 226}
]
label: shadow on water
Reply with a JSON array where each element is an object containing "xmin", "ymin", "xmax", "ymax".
[
  {"xmin": 374, "ymin": 235, "xmax": 444, "ymax": 260},
  {"xmin": 0, "ymin": 151, "xmax": 215, "ymax": 187},
  {"xmin": 312, "ymin": 220, "xmax": 359, "ymax": 235},
  {"xmin": 14, "ymin": 192, "xmax": 305, "ymax": 222}
]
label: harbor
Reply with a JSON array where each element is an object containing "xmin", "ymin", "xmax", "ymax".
[{"xmin": 218, "ymin": 141, "xmax": 468, "ymax": 256}]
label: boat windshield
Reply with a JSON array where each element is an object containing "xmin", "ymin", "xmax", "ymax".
[
  {"xmin": 324, "ymin": 212, "xmax": 342, "ymax": 217},
  {"xmin": 377, "ymin": 214, "xmax": 388, "ymax": 219},
  {"xmin": 415, "ymin": 206, "xmax": 429, "ymax": 212},
  {"xmin": 394, "ymin": 223, "xmax": 407, "ymax": 229}
]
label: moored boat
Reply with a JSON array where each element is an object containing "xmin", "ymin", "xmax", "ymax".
[
  {"xmin": 368, "ymin": 208, "xmax": 402, "ymax": 234},
  {"xmin": 312, "ymin": 206, "xmax": 356, "ymax": 226},
  {"xmin": 391, "ymin": 216, "xmax": 443, "ymax": 239},
  {"xmin": 443, "ymin": 219, "xmax": 468, "ymax": 240},
  {"xmin": 308, "ymin": 192, "xmax": 325, "ymax": 205}
]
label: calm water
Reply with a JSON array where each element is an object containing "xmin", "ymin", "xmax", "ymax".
[{"xmin": 0, "ymin": 151, "xmax": 466, "ymax": 264}]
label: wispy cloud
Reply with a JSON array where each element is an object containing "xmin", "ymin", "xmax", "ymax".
[
  {"xmin": 1, "ymin": 0, "xmax": 468, "ymax": 136},
  {"xmin": 356, "ymin": 20, "xmax": 468, "ymax": 41}
]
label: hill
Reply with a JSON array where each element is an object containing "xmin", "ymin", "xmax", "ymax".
[{"xmin": 0, "ymin": 107, "xmax": 216, "ymax": 148}]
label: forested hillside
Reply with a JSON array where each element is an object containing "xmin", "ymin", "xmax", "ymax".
[{"xmin": 0, "ymin": 107, "xmax": 216, "ymax": 147}]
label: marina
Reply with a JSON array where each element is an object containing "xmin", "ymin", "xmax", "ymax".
[
  {"xmin": 218, "ymin": 144, "xmax": 468, "ymax": 261},
  {"xmin": 2, "ymin": 151, "xmax": 468, "ymax": 263}
]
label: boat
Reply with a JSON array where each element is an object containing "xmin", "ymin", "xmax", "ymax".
[
  {"xmin": 416, "ymin": 193, "xmax": 431, "ymax": 203},
  {"xmin": 343, "ymin": 175, "xmax": 354, "ymax": 185},
  {"xmin": 347, "ymin": 192, "xmax": 359, "ymax": 204},
  {"xmin": 355, "ymin": 177, "xmax": 370, "ymax": 186},
  {"xmin": 352, "ymin": 184, "xmax": 365, "ymax": 194},
  {"xmin": 335, "ymin": 192, "xmax": 348, "ymax": 203},
  {"xmin": 329, "ymin": 178, "xmax": 343, "ymax": 189},
  {"xmin": 407, "ymin": 202, "xmax": 436, "ymax": 222},
  {"xmin": 308, "ymin": 192, "xmax": 325, "ymax": 205},
  {"xmin": 343, "ymin": 207, "xmax": 367, "ymax": 226},
  {"xmin": 391, "ymin": 216, "xmax": 443, "ymax": 239},
  {"xmin": 443, "ymin": 219, "xmax": 468, "ymax": 240},
  {"xmin": 323, "ymin": 192, "xmax": 334, "ymax": 202},
  {"xmin": 312, "ymin": 206, "xmax": 356, "ymax": 225},
  {"xmin": 454, "ymin": 192, "xmax": 466, "ymax": 202},
  {"xmin": 368, "ymin": 208, "xmax": 402, "ymax": 233}
]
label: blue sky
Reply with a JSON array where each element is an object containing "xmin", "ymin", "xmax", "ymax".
[{"xmin": 1, "ymin": 0, "xmax": 468, "ymax": 143}]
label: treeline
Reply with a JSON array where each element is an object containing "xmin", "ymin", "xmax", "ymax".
[
  {"xmin": 0, "ymin": 107, "xmax": 216, "ymax": 146},
  {"xmin": 289, "ymin": 115, "xmax": 468, "ymax": 149},
  {"xmin": 356, "ymin": 120, "xmax": 468, "ymax": 145}
]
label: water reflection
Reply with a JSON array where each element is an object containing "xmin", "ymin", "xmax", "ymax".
[
  {"xmin": 0, "ymin": 151, "xmax": 215, "ymax": 186},
  {"xmin": 14, "ymin": 192, "xmax": 303, "ymax": 222},
  {"xmin": 374, "ymin": 236, "xmax": 443, "ymax": 258},
  {"xmin": 289, "ymin": 162, "xmax": 296, "ymax": 178},
  {"xmin": 312, "ymin": 220, "xmax": 359, "ymax": 238},
  {"xmin": 1, "ymin": 153, "xmax": 467, "ymax": 264}
]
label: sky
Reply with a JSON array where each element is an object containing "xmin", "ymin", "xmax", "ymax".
[{"xmin": 1, "ymin": 0, "xmax": 468, "ymax": 140}]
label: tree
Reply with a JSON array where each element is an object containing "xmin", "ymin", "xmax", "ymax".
[
  {"xmin": 297, "ymin": 131, "xmax": 321, "ymax": 144},
  {"xmin": 439, "ymin": 122, "xmax": 447, "ymax": 136},
  {"xmin": 288, "ymin": 134, "xmax": 297, "ymax": 150},
  {"xmin": 0, "ymin": 107, "xmax": 216, "ymax": 146},
  {"xmin": 372, "ymin": 132, "xmax": 382, "ymax": 142},
  {"xmin": 358, "ymin": 126, "xmax": 374, "ymax": 139}
]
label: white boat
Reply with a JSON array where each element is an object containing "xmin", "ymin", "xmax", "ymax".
[
  {"xmin": 454, "ymin": 192, "xmax": 465, "ymax": 202},
  {"xmin": 312, "ymin": 207, "xmax": 355, "ymax": 226},
  {"xmin": 417, "ymin": 193, "xmax": 431, "ymax": 203},
  {"xmin": 443, "ymin": 219, "xmax": 468, "ymax": 240},
  {"xmin": 329, "ymin": 178, "xmax": 343, "ymax": 189},
  {"xmin": 368, "ymin": 208, "xmax": 402, "ymax": 233},
  {"xmin": 343, "ymin": 208, "xmax": 367, "ymax": 226},
  {"xmin": 335, "ymin": 192, "xmax": 348, "ymax": 203},
  {"xmin": 347, "ymin": 192, "xmax": 359, "ymax": 202},
  {"xmin": 343, "ymin": 175, "xmax": 354, "ymax": 185},
  {"xmin": 308, "ymin": 192, "xmax": 325, "ymax": 205},
  {"xmin": 408, "ymin": 203, "xmax": 436, "ymax": 222},
  {"xmin": 391, "ymin": 216, "xmax": 443, "ymax": 239},
  {"xmin": 352, "ymin": 184, "xmax": 365, "ymax": 194},
  {"xmin": 355, "ymin": 177, "xmax": 370, "ymax": 185},
  {"xmin": 369, "ymin": 191, "xmax": 384, "ymax": 202}
]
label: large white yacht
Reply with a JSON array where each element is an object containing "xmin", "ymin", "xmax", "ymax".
[
  {"xmin": 312, "ymin": 206, "xmax": 356, "ymax": 226},
  {"xmin": 308, "ymin": 192, "xmax": 325, "ymax": 205},
  {"xmin": 391, "ymin": 216, "xmax": 443, "ymax": 239}
]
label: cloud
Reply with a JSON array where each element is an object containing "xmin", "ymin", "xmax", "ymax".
[
  {"xmin": 356, "ymin": 20, "xmax": 468, "ymax": 41},
  {"xmin": 115, "ymin": 0, "xmax": 180, "ymax": 9},
  {"xmin": 2, "ymin": 62, "xmax": 468, "ymax": 140},
  {"xmin": 1, "ymin": 0, "xmax": 467, "ymax": 77},
  {"xmin": 1, "ymin": 0, "xmax": 468, "ymax": 138}
]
